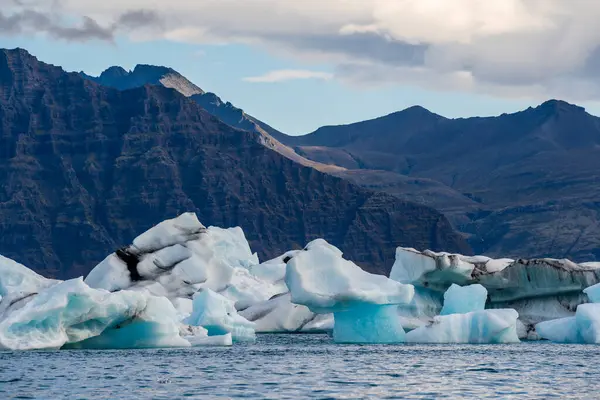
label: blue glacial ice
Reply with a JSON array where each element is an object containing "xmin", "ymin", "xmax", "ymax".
[
  {"xmin": 584, "ymin": 282, "xmax": 600, "ymax": 303},
  {"xmin": 536, "ymin": 303, "xmax": 600, "ymax": 344},
  {"xmin": 0, "ymin": 277, "xmax": 188, "ymax": 350},
  {"xmin": 405, "ymin": 309, "xmax": 520, "ymax": 344},
  {"xmin": 440, "ymin": 284, "xmax": 488, "ymax": 315},
  {"xmin": 285, "ymin": 239, "xmax": 414, "ymax": 343}
]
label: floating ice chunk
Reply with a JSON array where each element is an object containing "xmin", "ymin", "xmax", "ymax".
[
  {"xmin": 333, "ymin": 304, "xmax": 406, "ymax": 343},
  {"xmin": 185, "ymin": 289, "xmax": 255, "ymax": 342},
  {"xmin": 440, "ymin": 284, "xmax": 487, "ymax": 315},
  {"xmin": 405, "ymin": 309, "xmax": 520, "ymax": 344},
  {"xmin": 0, "ymin": 278, "xmax": 187, "ymax": 350},
  {"xmin": 286, "ymin": 240, "xmax": 414, "ymax": 343},
  {"xmin": 584, "ymin": 283, "xmax": 600, "ymax": 303},
  {"xmin": 573, "ymin": 304, "xmax": 600, "ymax": 343},
  {"xmin": 537, "ymin": 304, "xmax": 600, "ymax": 344},
  {"xmin": 536, "ymin": 317, "xmax": 579, "ymax": 343},
  {"xmin": 68, "ymin": 295, "xmax": 190, "ymax": 349}
]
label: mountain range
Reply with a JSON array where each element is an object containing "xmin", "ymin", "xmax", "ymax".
[
  {"xmin": 84, "ymin": 60, "xmax": 600, "ymax": 262},
  {"xmin": 0, "ymin": 48, "xmax": 468, "ymax": 278}
]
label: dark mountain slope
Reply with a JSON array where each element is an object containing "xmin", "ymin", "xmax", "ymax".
[
  {"xmin": 273, "ymin": 100, "xmax": 600, "ymax": 261},
  {"xmin": 0, "ymin": 48, "xmax": 470, "ymax": 278}
]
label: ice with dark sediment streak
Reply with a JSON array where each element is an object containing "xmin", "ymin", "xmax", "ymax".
[{"xmin": 391, "ymin": 247, "xmax": 600, "ymax": 336}]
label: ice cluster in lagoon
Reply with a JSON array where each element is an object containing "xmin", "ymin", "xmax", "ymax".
[{"xmin": 2, "ymin": 212, "xmax": 600, "ymax": 350}]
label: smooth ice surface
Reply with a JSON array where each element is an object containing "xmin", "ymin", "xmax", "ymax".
[
  {"xmin": 536, "ymin": 303, "xmax": 600, "ymax": 344},
  {"xmin": 440, "ymin": 284, "xmax": 488, "ymax": 315},
  {"xmin": 584, "ymin": 283, "xmax": 600, "ymax": 303},
  {"xmin": 405, "ymin": 309, "xmax": 520, "ymax": 344},
  {"xmin": 286, "ymin": 240, "xmax": 414, "ymax": 313},
  {"xmin": 333, "ymin": 304, "xmax": 405, "ymax": 343},
  {"xmin": 185, "ymin": 289, "xmax": 255, "ymax": 342}
]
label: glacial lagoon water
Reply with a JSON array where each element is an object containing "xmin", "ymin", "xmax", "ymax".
[{"xmin": 1, "ymin": 334, "xmax": 598, "ymax": 399}]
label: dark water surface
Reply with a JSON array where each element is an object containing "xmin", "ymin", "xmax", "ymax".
[{"xmin": 0, "ymin": 334, "xmax": 597, "ymax": 399}]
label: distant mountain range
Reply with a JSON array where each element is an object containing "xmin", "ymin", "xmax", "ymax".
[
  {"xmin": 0, "ymin": 48, "xmax": 468, "ymax": 278},
  {"xmin": 278, "ymin": 100, "xmax": 600, "ymax": 261},
  {"xmin": 82, "ymin": 61, "xmax": 600, "ymax": 262}
]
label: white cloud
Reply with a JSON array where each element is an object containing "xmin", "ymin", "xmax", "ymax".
[
  {"xmin": 6, "ymin": 0, "xmax": 600, "ymax": 101},
  {"xmin": 243, "ymin": 69, "xmax": 333, "ymax": 83}
]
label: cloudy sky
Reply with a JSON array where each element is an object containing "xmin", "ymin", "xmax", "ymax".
[{"xmin": 3, "ymin": 0, "xmax": 600, "ymax": 134}]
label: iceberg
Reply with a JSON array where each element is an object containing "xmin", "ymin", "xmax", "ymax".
[
  {"xmin": 391, "ymin": 247, "xmax": 600, "ymax": 332},
  {"xmin": 440, "ymin": 284, "xmax": 487, "ymax": 315},
  {"xmin": 285, "ymin": 239, "xmax": 414, "ymax": 343},
  {"xmin": 405, "ymin": 309, "xmax": 520, "ymax": 344},
  {"xmin": 185, "ymin": 289, "xmax": 256, "ymax": 342},
  {"xmin": 85, "ymin": 213, "xmax": 277, "ymax": 326},
  {"xmin": 536, "ymin": 303, "xmax": 600, "ymax": 344},
  {"xmin": 0, "ymin": 278, "xmax": 188, "ymax": 350}
]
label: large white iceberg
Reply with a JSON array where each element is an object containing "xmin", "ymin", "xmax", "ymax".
[
  {"xmin": 285, "ymin": 239, "xmax": 414, "ymax": 343},
  {"xmin": 84, "ymin": 213, "xmax": 274, "ymax": 338},
  {"xmin": 405, "ymin": 309, "xmax": 520, "ymax": 344}
]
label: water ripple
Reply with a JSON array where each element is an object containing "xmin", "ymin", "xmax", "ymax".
[{"xmin": 0, "ymin": 335, "xmax": 598, "ymax": 399}]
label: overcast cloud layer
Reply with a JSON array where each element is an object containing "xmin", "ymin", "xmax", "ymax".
[{"xmin": 4, "ymin": 0, "xmax": 600, "ymax": 100}]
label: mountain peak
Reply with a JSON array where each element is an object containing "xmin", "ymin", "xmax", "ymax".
[
  {"xmin": 83, "ymin": 64, "xmax": 204, "ymax": 97},
  {"xmin": 535, "ymin": 99, "xmax": 586, "ymax": 114},
  {"xmin": 99, "ymin": 66, "xmax": 129, "ymax": 80}
]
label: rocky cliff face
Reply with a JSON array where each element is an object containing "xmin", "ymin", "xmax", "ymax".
[{"xmin": 0, "ymin": 48, "xmax": 470, "ymax": 278}]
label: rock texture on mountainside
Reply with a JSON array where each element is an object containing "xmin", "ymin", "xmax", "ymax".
[
  {"xmin": 0, "ymin": 48, "xmax": 470, "ymax": 278},
  {"xmin": 275, "ymin": 102, "xmax": 600, "ymax": 262}
]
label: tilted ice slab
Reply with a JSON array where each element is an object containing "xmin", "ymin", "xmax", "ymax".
[
  {"xmin": 286, "ymin": 240, "xmax": 414, "ymax": 343},
  {"xmin": 440, "ymin": 284, "xmax": 487, "ymax": 316},
  {"xmin": 391, "ymin": 247, "xmax": 600, "ymax": 330},
  {"xmin": 405, "ymin": 309, "xmax": 520, "ymax": 344},
  {"xmin": 536, "ymin": 303, "xmax": 600, "ymax": 344},
  {"xmin": 0, "ymin": 277, "xmax": 189, "ymax": 350}
]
